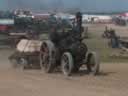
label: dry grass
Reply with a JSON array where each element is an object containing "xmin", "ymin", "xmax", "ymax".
[{"xmin": 84, "ymin": 24, "xmax": 128, "ymax": 63}]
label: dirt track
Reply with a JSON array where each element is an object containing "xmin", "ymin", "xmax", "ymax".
[{"xmin": 0, "ymin": 49, "xmax": 128, "ymax": 96}]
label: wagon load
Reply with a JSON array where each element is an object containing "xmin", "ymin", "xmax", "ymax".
[
  {"xmin": 9, "ymin": 39, "xmax": 43, "ymax": 69},
  {"xmin": 16, "ymin": 39, "xmax": 43, "ymax": 53}
]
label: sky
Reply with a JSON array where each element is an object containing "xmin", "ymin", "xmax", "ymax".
[{"xmin": 0, "ymin": 0, "xmax": 128, "ymax": 12}]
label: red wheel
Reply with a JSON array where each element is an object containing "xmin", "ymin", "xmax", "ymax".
[{"xmin": 40, "ymin": 41, "xmax": 56, "ymax": 73}]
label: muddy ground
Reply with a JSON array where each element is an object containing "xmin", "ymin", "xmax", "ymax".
[{"xmin": 0, "ymin": 49, "xmax": 128, "ymax": 96}]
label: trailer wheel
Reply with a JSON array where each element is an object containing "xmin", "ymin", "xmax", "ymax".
[
  {"xmin": 10, "ymin": 58, "xmax": 19, "ymax": 68},
  {"xmin": 40, "ymin": 41, "xmax": 56, "ymax": 73},
  {"xmin": 18, "ymin": 58, "xmax": 28, "ymax": 70},
  {"xmin": 10, "ymin": 58, "xmax": 27, "ymax": 70},
  {"xmin": 61, "ymin": 52, "xmax": 74, "ymax": 76},
  {"xmin": 86, "ymin": 52, "xmax": 100, "ymax": 75}
]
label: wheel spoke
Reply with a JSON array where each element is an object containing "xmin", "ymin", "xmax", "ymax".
[{"xmin": 63, "ymin": 55, "xmax": 69, "ymax": 64}]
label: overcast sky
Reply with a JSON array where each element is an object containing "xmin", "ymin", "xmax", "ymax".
[{"xmin": 0, "ymin": 0, "xmax": 127, "ymax": 12}]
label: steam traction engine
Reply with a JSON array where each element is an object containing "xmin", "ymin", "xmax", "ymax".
[{"xmin": 39, "ymin": 12, "xmax": 100, "ymax": 76}]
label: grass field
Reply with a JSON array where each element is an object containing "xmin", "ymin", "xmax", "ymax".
[{"xmin": 84, "ymin": 24, "xmax": 128, "ymax": 63}]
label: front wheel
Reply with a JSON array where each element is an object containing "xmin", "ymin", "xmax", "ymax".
[
  {"xmin": 61, "ymin": 52, "xmax": 74, "ymax": 76},
  {"xmin": 86, "ymin": 52, "xmax": 100, "ymax": 75}
]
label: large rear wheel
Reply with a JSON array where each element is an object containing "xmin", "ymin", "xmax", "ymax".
[{"xmin": 39, "ymin": 41, "xmax": 56, "ymax": 73}]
